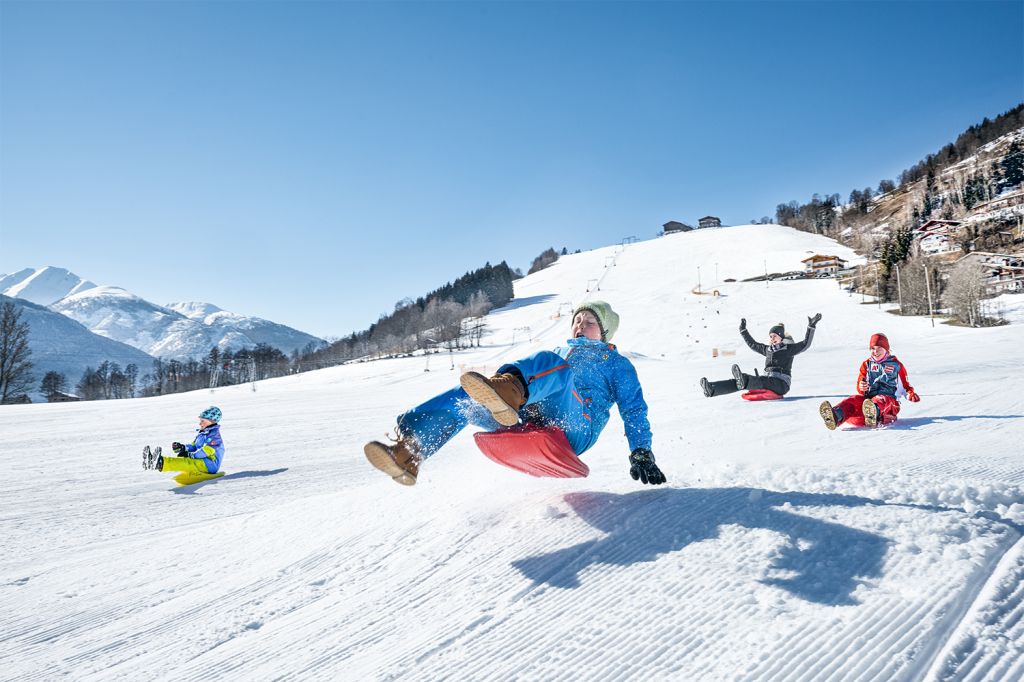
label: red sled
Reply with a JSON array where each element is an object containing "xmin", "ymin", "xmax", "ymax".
[
  {"xmin": 742, "ymin": 389, "xmax": 783, "ymax": 401},
  {"xmin": 473, "ymin": 424, "xmax": 590, "ymax": 478}
]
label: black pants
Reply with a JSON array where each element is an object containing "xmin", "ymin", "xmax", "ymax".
[{"xmin": 705, "ymin": 373, "xmax": 789, "ymax": 397}]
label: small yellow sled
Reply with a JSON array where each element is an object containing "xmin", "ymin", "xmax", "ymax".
[{"xmin": 173, "ymin": 471, "xmax": 226, "ymax": 486}]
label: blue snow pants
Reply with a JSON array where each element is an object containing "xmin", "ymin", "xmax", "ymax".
[{"xmin": 397, "ymin": 351, "xmax": 595, "ymax": 459}]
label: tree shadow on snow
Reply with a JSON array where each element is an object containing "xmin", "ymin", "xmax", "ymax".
[
  {"xmin": 512, "ymin": 488, "xmax": 892, "ymax": 605},
  {"xmin": 491, "ymin": 294, "xmax": 557, "ymax": 312},
  {"xmin": 171, "ymin": 468, "xmax": 289, "ymax": 495}
]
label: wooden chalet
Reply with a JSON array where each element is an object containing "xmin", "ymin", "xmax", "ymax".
[
  {"xmin": 801, "ymin": 254, "xmax": 848, "ymax": 277},
  {"xmin": 662, "ymin": 221, "xmax": 694, "ymax": 234}
]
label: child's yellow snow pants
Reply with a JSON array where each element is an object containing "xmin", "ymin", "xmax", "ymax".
[{"xmin": 161, "ymin": 456, "xmax": 211, "ymax": 474}]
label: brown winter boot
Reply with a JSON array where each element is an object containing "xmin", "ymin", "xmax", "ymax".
[
  {"xmin": 819, "ymin": 401, "xmax": 838, "ymax": 431},
  {"xmin": 364, "ymin": 436, "xmax": 422, "ymax": 486},
  {"xmin": 862, "ymin": 399, "xmax": 880, "ymax": 428},
  {"xmin": 460, "ymin": 371, "xmax": 526, "ymax": 426}
]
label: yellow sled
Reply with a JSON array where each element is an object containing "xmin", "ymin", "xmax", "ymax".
[{"xmin": 173, "ymin": 471, "xmax": 226, "ymax": 486}]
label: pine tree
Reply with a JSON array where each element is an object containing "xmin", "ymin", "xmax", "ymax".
[{"xmin": 1000, "ymin": 139, "xmax": 1024, "ymax": 189}]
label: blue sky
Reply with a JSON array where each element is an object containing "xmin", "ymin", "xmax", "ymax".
[{"xmin": 1, "ymin": 1, "xmax": 1022, "ymax": 339}]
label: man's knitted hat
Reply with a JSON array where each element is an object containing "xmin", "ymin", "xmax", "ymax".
[{"xmin": 572, "ymin": 301, "xmax": 620, "ymax": 342}]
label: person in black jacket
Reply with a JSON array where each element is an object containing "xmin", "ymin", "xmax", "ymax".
[{"xmin": 700, "ymin": 313, "xmax": 821, "ymax": 398}]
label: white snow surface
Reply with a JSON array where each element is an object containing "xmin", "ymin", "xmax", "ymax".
[{"xmin": 2, "ymin": 225, "xmax": 1022, "ymax": 681}]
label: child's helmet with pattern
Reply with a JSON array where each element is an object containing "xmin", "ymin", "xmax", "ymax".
[{"xmin": 199, "ymin": 406, "xmax": 222, "ymax": 422}]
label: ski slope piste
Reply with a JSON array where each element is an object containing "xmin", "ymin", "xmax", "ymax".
[{"xmin": 2, "ymin": 224, "xmax": 1022, "ymax": 681}]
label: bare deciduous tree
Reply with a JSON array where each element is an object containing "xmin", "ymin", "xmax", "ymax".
[
  {"xmin": 943, "ymin": 259, "xmax": 991, "ymax": 327},
  {"xmin": 40, "ymin": 371, "xmax": 68, "ymax": 399},
  {"xmin": 888, "ymin": 254, "xmax": 933, "ymax": 315},
  {"xmin": 0, "ymin": 302, "xmax": 35, "ymax": 403}
]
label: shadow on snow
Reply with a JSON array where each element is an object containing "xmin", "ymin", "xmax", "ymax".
[
  {"xmin": 492, "ymin": 294, "xmax": 558, "ymax": 313},
  {"xmin": 171, "ymin": 468, "xmax": 289, "ymax": 495},
  {"xmin": 512, "ymin": 487, "xmax": 893, "ymax": 606},
  {"xmin": 884, "ymin": 415, "xmax": 1024, "ymax": 430}
]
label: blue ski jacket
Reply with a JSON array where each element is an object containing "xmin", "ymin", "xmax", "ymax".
[
  {"xmin": 184, "ymin": 424, "xmax": 225, "ymax": 473},
  {"xmin": 542, "ymin": 337, "xmax": 653, "ymax": 453}
]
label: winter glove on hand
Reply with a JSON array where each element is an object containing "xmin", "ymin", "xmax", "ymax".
[
  {"xmin": 907, "ymin": 389, "xmax": 920, "ymax": 402},
  {"xmin": 739, "ymin": 318, "xmax": 747, "ymax": 333},
  {"xmin": 171, "ymin": 442, "xmax": 186, "ymax": 456},
  {"xmin": 808, "ymin": 313, "xmax": 822, "ymax": 328},
  {"xmin": 629, "ymin": 448, "xmax": 666, "ymax": 485}
]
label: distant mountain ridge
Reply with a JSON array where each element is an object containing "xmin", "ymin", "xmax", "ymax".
[
  {"xmin": 3, "ymin": 267, "xmax": 325, "ymax": 361},
  {"xmin": 1, "ymin": 294, "xmax": 155, "ymax": 402}
]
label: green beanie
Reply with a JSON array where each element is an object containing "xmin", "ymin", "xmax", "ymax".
[{"xmin": 572, "ymin": 300, "xmax": 620, "ymax": 342}]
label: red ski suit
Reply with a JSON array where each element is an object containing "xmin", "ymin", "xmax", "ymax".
[{"xmin": 834, "ymin": 355, "xmax": 915, "ymax": 427}]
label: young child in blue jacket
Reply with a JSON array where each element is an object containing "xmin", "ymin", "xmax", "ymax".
[
  {"xmin": 364, "ymin": 301, "xmax": 665, "ymax": 488},
  {"xmin": 147, "ymin": 406, "xmax": 225, "ymax": 474}
]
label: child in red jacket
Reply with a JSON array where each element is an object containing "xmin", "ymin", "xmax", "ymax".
[{"xmin": 819, "ymin": 333, "xmax": 920, "ymax": 429}]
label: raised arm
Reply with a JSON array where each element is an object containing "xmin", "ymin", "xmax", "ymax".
[
  {"xmin": 790, "ymin": 313, "xmax": 822, "ymax": 355},
  {"xmin": 739, "ymin": 318, "xmax": 767, "ymax": 356}
]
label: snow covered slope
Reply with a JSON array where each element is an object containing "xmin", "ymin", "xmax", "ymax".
[
  {"xmin": 0, "ymin": 266, "xmax": 96, "ymax": 305},
  {"xmin": 1, "ymin": 225, "xmax": 1022, "ymax": 681}
]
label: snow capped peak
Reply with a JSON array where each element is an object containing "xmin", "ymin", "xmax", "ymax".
[
  {"xmin": 165, "ymin": 301, "xmax": 225, "ymax": 320},
  {"xmin": 0, "ymin": 265, "xmax": 96, "ymax": 305},
  {"xmin": 60, "ymin": 285, "xmax": 142, "ymax": 303}
]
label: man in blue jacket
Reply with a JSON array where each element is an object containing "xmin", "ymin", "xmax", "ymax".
[{"xmin": 364, "ymin": 301, "xmax": 665, "ymax": 487}]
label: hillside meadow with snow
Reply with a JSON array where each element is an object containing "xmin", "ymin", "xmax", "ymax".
[{"xmin": 1, "ymin": 224, "xmax": 1022, "ymax": 681}]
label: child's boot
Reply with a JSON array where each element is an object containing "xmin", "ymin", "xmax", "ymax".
[
  {"xmin": 819, "ymin": 401, "xmax": 841, "ymax": 430},
  {"xmin": 143, "ymin": 445, "xmax": 151, "ymax": 470},
  {"xmin": 731, "ymin": 364, "xmax": 747, "ymax": 390},
  {"xmin": 460, "ymin": 371, "xmax": 526, "ymax": 426},
  {"xmin": 364, "ymin": 436, "xmax": 422, "ymax": 486},
  {"xmin": 700, "ymin": 377, "xmax": 714, "ymax": 398},
  {"xmin": 862, "ymin": 399, "xmax": 880, "ymax": 428},
  {"xmin": 154, "ymin": 446, "xmax": 164, "ymax": 472}
]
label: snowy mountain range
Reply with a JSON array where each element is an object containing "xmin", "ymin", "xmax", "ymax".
[{"xmin": 1, "ymin": 266, "xmax": 325, "ymax": 362}]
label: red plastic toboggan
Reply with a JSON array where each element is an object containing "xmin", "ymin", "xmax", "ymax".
[
  {"xmin": 474, "ymin": 424, "xmax": 590, "ymax": 478},
  {"xmin": 741, "ymin": 389, "xmax": 783, "ymax": 401}
]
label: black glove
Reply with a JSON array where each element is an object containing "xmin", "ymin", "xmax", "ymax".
[
  {"xmin": 171, "ymin": 442, "xmax": 186, "ymax": 456},
  {"xmin": 629, "ymin": 448, "xmax": 666, "ymax": 485},
  {"xmin": 808, "ymin": 313, "xmax": 822, "ymax": 328},
  {"xmin": 739, "ymin": 318, "xmax": 747, "ymax": 333}
]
